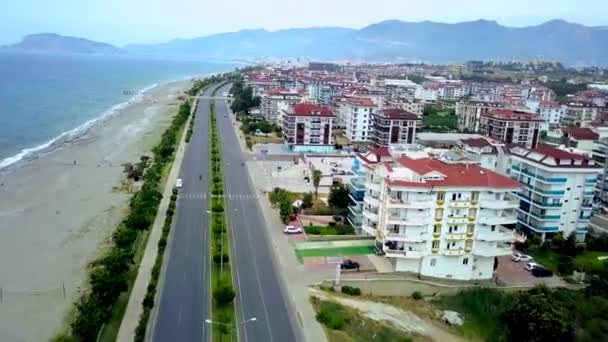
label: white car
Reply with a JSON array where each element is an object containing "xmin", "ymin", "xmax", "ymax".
[
  {"xmin": 511, "ymin": 252, "xmax": 533, "ymax": 262},
  {"xmin": 524, "ymin": 262, "xmax": 541, "ymax": 271},
  {"xmin": 283, "ymin": 225, "xmax": 302, "ymax": 234},
  {"xmin": 175, "ymin": 178, "xmax": 183, "ymax": 189}
]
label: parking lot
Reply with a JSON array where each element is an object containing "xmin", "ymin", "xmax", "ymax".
[{"xmin": 495, "ymin": 255, "xmax": 565, "ymax": 287}]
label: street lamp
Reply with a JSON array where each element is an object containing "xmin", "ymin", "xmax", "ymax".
[{"xmin": 204, "ymin": 317, "xmax": 257, "ymax": 342}]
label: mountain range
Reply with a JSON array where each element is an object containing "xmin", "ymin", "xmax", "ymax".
[{"xmin": 4, "ymin": 19, "xmax": 608, "ymax": 65}]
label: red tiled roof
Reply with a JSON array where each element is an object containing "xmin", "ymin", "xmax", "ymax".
[
  {"xmin": 540, "ymin": 100, "xmax": 562, "ymax": 108},
  {"xmin": 510, "ymin": 144, "xmax": 600, "ymax": 168},
  {"xmin": 345, "ymin": 97, "xmax": 376, "ymax": 107},
  {"xmin": 483, "ymin": 109, "xmax": 542, "ymax": 121},
  {"xmin": 387, "ymin": 157, "xmax": 521, "ymax": 189},
  {"xmin": 288, "ymin": 103, "xmax": 334, "ymax": 117},
  {"xmin": 531, "ymin": 144, "xmax": 590, "ymax": 161},
  {"xmin": 564, "ymin": 127, "xmax": 599, "ymax": 141},
  {"xmin": 356, "ymin": 147, "xmax": 391, "ymax": 164},
  {"xmin": 378, "ymin": 108, "xmax": 418, "ymax": 120}
]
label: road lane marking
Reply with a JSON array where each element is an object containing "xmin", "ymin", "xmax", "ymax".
[{"xmin": 178, "ymin": 304, "xmax": 183, "ymax": 326}]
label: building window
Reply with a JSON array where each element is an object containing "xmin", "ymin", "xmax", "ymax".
[
  {"xmin": 462, "ymin": 258, "xmax": 469, "ymax": 265},
  {"xmin": 430, "ymin": 258, "xmax": 437, "ymax": 267}
]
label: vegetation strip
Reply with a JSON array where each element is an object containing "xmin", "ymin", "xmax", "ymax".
[
  {"xmin": 51, "ymin": 77, "xmax": 219, "ymax": 342},
  {"xmin": 209, "ymin": 86, "xmax": 237, "ymax": 341}
]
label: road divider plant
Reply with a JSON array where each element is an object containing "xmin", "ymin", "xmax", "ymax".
[{"xmin": 208, "ymin": 90, "xmax": 237, "ymax": 341}]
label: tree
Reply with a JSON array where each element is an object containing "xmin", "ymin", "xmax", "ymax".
[
  {"xmin": 328, "ymin": 183, "xmax": 350, "ymax": 209},
  {"xmin": 280, "ymin": 199, "xmax": 292, "ymax": 224},
  {"xmin": 213, "ymin": 281, "xmax": 235, "ymax": 306},
  {"xmin": 312, "ymin": 170, "xmax": 322, "ymax": 198},
  {"xmin": 71, "ymin": 295, "xmax": 111, "ymax": 340},
  {"xmin": 100, "ymin": 249, "xmax": 133, "ymax": 275},
  {"xmin": 302, "ymin": 192, "xmax": 314, "ymax": 209},
  {"xmin": 503, "ymin": 286, "xmax": 574, "ymax": 342},
  {"xmin": 90, "ymin": 268, "xmax": 128, "ymax": 308}
]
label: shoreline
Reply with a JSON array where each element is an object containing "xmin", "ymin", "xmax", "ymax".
[
  {"xmin": 0, "ymin": 77, "xmax": 196, "ymax": 342},
  {"xmin": 0, "ymin": 73, "xmax": 209, "ymax": 174}
]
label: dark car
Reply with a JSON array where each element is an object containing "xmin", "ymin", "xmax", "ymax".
[
  {"xmin": 531, "ymin": 267, "xmax": 553, "ymax": 278},
  {"xmin": 340, "ymin": 259, "xmax": 360, "ymax": 270}
]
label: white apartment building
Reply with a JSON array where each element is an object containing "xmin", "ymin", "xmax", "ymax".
[
  {"xmin": 509, "ymin": 145, "xmax": 600, "ymax": 241},
  {"xmin": 525, "ymin": 100, "xmax": 565, "ymax": 131},
  {"xmin": 562, "ymin": 101, "xmax": 600, "ymax": 126},
  {"xmin": 282, "ymin": 103, "xmax": 335, "ymax": 153},
  {"xmin": 260, "ymin": 89, "xmax": 303, "ymax": 124},
  {"xmin": 340, "ymin": 97, "xmax": 377, "ymax": 142},
  {"xmin": 363, "ymin": 157, "xmax": 521, "ymax": 281},
  {"xmin": 456, "ymin": 101, "xmax": 508, "ymax": 132}
]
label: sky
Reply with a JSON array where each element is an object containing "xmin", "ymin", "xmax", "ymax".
[{"xmin": 1, "ymin": 0, "xmax": 607, "ymax": 46}]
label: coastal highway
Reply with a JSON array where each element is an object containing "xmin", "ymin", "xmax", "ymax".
[
  {"xmin": 150, "ymin": 86, "xmax": 213, "ymax": 342},
  {"xmin": 214, "ymin": 85, "xmax": 300, "ymax": 342}
]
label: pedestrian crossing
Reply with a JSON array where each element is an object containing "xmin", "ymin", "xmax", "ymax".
[{"xmin": 179, "ymin": 193, "xmax": 259, "ymax": 201}]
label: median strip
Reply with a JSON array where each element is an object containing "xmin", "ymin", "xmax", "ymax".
[{"xmin": 208, "ymin": 88, "xmax": 238, "ymax": 341}]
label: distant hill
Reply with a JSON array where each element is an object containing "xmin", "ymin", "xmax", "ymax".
[
  {"xmin": 124, "ymin": 19, "xmax": 608, "ymax": 65},
  {"xmin": 1, "ymin": 33, "xmax": 121, "ymax": 55},
  {"xmin": 6, "ymin": 19, "xmax": 608, "ymax": 65}
]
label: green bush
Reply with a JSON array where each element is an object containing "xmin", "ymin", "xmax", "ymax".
[
  {"xmin": 341, "ymin": 286, "xmax": 361, "ymax": 296},
  {"xmin": 213, "ymin": 254, "xmax": 229, "ymax": 264},
  {"xmin": 213, "ymin": 281, "xmax": 235, "ymax": 306},
  {"xmin": 170, "ymin": 194, "xmax": 177, "ymax": 201},
  {"xmin": 212, "ymin": 203, "xmax": 224, "ymax": 212},
  {"xmin": 166, "ymin": 207, "xmax": 174, "ymax": 216},
  {"xmin": 411, "ymin": 291, "xmax": 423, "ymax": 300},
  {"xmin": 315, "ymin": 302, "xmax": 346, "ymax": 330}
]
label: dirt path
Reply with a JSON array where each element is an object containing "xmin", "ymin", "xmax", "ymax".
[{"xmin": 310, "ymin": 288, "xmax": 464, "ymax": 342}]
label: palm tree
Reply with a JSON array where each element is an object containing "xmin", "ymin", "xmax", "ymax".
[{"xmin": 312, "ymin": 170, "xmax": 322, "ymax": 198}]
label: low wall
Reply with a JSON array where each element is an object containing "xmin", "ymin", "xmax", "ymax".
[
  {"xmin": 319, "ymin": 277, "xmax": 585, "ymax": 297},
  {"xmin": 306, "ymin": 235, "xmax": 375, "ymax": 242}
]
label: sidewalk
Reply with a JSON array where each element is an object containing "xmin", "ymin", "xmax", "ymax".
[
  {"xmin": 228, "ymin": 115, "xmax": 327, "ymax": 342},
  {"xmin": 115, "ymin": 114, "xmax": 192, "ymax": 342}
]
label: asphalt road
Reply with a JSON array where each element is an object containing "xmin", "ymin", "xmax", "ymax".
[
  {"xmin": 214, "ymin": 85, "xmax": 300, "ymax": 342},
  {"xmin": 150, "ymin": 86, "xmax": 213, "ymax": 342}
]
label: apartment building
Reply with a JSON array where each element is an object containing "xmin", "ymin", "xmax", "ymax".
[
  {"xmin": 562, "ymin": 102, "xmax": 600, "ymax": 126},
  {"xmin": 388, "ymin": 99, "xmax": 424, "ymax": 116},
  {"xmin": 370, "ymin": 109, "xmax": 418, "ymax": 147},
  {"xmin": 364, "ymin": 157, "xmax": 521, "ymax": 280},
  {"xmin": 282, "ymin": 103, "xmax": 335, "ymax": 153},
  {"xmin": 479, "ymin": 109, "xmax": 542, "ymax": 148},
  {"xmin": 593, "ymin": 139, "xmax": 608, "ymax": 214},
  {"xmin": 509, "ymin": 145, "xmax": 600, "ymax": 241},
  {"xmin": 456, "ymin": 101, "xmax": 508, "ymax": 132},
  {"xmin": 348, "ymin": 147, "xmax": 392, "ymax": 233},
  {"xmin": 340, "ymin": 97, "xmax": 377, "ymax": 142},
  {"xmin": 260, "ymin": 88, "xmax": 303, "ymax": 124}
]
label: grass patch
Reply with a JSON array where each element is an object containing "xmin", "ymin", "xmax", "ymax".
[
  {"xmin": 528, "ymin": 247, "xmax": 608, "ymax": 275},
  {"xmin": 295, "ymin": 245, "xmax": 374, "ymax": 262},
  {"xmin": 433, "ymin": 287, "xmax": 509, "ymax": 341},
  {"xmin": 311, "ymin": 297, "xmax": 413, "ymax": 342},
  {"xmin": 304, "ymin": 225, "xmax": 355, "ymax": 235}
]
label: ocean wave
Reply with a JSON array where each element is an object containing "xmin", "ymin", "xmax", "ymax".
[{"xmin": 0, "ymin": 83, "xmax": 159, "ymax": 170}]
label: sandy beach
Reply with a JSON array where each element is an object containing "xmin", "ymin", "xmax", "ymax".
[{"xmin": 0, "ymin": 79, "xmax": 192, "ymax": 342}]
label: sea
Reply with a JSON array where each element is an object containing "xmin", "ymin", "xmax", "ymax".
[{"xmin": 0, "ymin": 52, "xmax": 236, "ymax": 170}]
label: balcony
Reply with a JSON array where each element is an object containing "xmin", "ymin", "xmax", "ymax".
[
  {"xmin": 448, "ymin": 200, "xmax": 470, "ymax": 208},
  {"xmin": 387, "ymin": 197, "xmax": 434, "ymax": 209},
  {"xmin": 444, "ymin": 248, "xmax": 467, "ymax": 256},
  {"xmin": 446, "ymin": 232, "xmax": 468, "ymax": 240},
  {"xmin": 387, "ymin": 215, "xmax": 429, "ymax": 226},
  {"xmin": 478, "ymin": 212, "xmax": 517, "ymax": 225},
  {"xmin": 447, "ymin": 216, "xmax": 469, "ymax": 224},
  {"xmin": 367, "ymin": 181, "xmax": 381, "ymax": 192},
  {"xmin": 363, "ymin": 210, "xmax": 379, "ymax": 222},
  {"xmin": 349, "ymin": 178, "xmax": 366, "ymax": 191},
  {"xmin": 480, "ymin": 198, "xmax": 520, "ymax": 209},
  {"xmin": 476, "ymin": 226, "xmax": 513, "ymax": 242},
  {"xmin": 474, "ymin": 243, "xmax": 512, "ymax": 257},
  {"xmin": 364, "ymin": 195, "xmax": 381, "ymax": 207},
  {"xmin": 348, "ymin": 205, "xmax": 362, "ymax": 215},
  {"xmin": 386, "ymin": 232, "xmax": 429, "ymax": 243},
  {"xmin": 361, "ymin": 223, "xmax": 377, "ymax": 236},
  {"xmin": 384, "ymin": 248, "xmax": 424, "ymax": 259}
]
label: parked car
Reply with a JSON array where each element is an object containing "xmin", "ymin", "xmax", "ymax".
[
  {"xmin": 340, "ymin": 259, "xmax": 360, "ymax": 270},
  {"xmin": 512, "ymin": 252, "xmax": 533, "ymax": 262},
  {"xmin": 532, "ymin": 267, "xmax": 554, "ymax": 278},
  {"xmin": 283, "ymin": 225, "xmax": 302, "ymax": 234},
  {"xmin": 175, "ymin": 178, "xmax": 183, "ymax": 189},
  {"xmin": 524, "ymin": 262, "xmax": 541, "ymax": 271}
]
